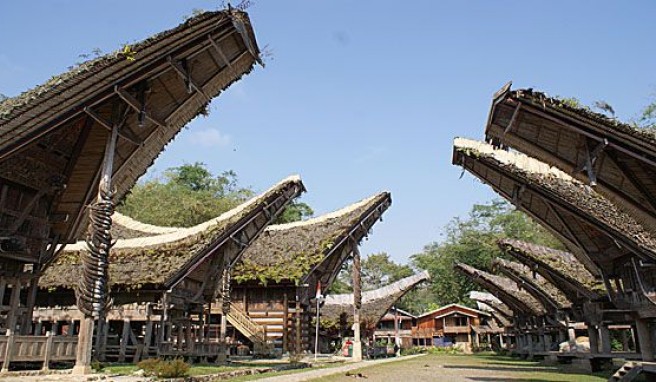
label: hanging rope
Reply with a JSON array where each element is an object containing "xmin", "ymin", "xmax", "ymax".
[{"xmin": 76, "ymin": 188, "xmax": 115, "ymax": 317}]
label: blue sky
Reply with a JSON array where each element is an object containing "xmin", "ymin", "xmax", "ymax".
[{"xmin": 1, "ymin": 1, "xmax": 655, "ymax": 263}]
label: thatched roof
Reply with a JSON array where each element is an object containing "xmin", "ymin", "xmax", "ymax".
[
  {"xmin": 485, "ymin": 83, "xmax": 656, "ymax": 238},
  {"xmin": 39, "ymin": 176, "xmax": 304, "ymax": 291},
  {"xmin": 455, "ymin": 262, "xmax": 546, "ymax": 317},
  {"xmin": 321, "ymin": 271, "xmax": 429, "ymax": 327},
  {"xmin": 498, "ymin": 239, "xmax": 604, "ymax": 302},
  {"xmin": 0, "ymin": 9, "xmax": 261, "ymax": 263},
  {"xmin": 469, "ymin": 291, "xmax": 514, "ymax": 319},
  {"xmin": 111, "ymin": 212, "xmax": 181, "ymax": 239},
  {"xmin": 453, "ymin": 138, "xmax": 656, "ymax": 274},
  {"xmin": 492, "ymin": 257, "xmax": 571, "ymax": 311},
  {"xmin": 233, "ymin": 192, "xmax": 392, "ymax": 289}
]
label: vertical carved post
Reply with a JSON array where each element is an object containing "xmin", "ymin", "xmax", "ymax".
[
  {"xmin": 352, "ymin": 244, "xmax": 362, "ymax": 362},
  {"xmin": 73, "ymin": 121, "xmax": 119, "ymax": 375},
  {"xmin": 217, "ymin": 268, "xmax": 230, "ymax": 363}
]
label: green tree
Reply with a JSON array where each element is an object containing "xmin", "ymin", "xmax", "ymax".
[
  {"xmin": 118, "ymin": 163, "xmax": 253, "ymax": 227},
  {"xmin": 274, "ymin": 200, "xmax": 314, "ymax": 224},
  {"xmin": 328, "ymin": 252, "xmax": 414, "ymax": 293},
  {"xmin": 409, "ymin": 199, "xmax": 562, "ymax": 310}
]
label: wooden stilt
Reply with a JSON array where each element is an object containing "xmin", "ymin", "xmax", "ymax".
[
  {"xmin": 20, "ymin": 279, "xmax": 38, "ymax": 335},
  {"xmin": 118, "ymin": 318, "xmax": 131, "ymax": 362},
  {"xmin": 588, "ymin": 325, "xmax": 599, "ymax": 354},
  {"xmin": 7, "ymin": 279, "xmax": 21, "ymax": 332},
  {"xmin": 72, "ymin": 317, "xmax": 94, "ymax": 375},
  {"xmin": 352, "ymin": 245, "xmax": 362, "ymax": 362},
  {"xmin": 636, "ymin": 319, "xmax": 654, "ymax": 361},
  {"xmin": 600, "ymin": 325, "xmax": 611, "ymax": 354},
  {"xmin": 295, "ymin": 295, "xmax": 301, "ymax": 354},
  {"xmin": 283, "ymin": 292, "xmax": 288, "ymax": 353}
]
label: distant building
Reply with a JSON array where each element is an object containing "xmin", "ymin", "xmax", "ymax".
[
  {"xmin": 373, "ymin": 308, "xmax": 416, "ymax": 348},
  {"xmin": 411, "ymin": 304, "xmax": 501, "ymax": 352}
]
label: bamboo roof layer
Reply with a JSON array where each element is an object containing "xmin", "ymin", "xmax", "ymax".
[
  {"xmin": 0, "ymin": 9, "xmax": 261, "ymax": 262},
  {"xmin": 233, "ymin": 192, "xmax": 392, "ymax": 293},
  {"xmin": 453, "ymin": 138, "xmax": 656, "ymax": 275},
  {"xmin": 485, "ymin": 83, "xmax": 656, "ymax": 238},
  {"xmin": 498, "ymin": 239, "xmax": 604, "ymax": 302},
  {"xmin": 321, "ymin": 271, "xmax": 430, "ymax": 327},
  {"xmin": 455, "ymin": 262, "xmax": 546, "ymax": 317},
  {"xmin": 39, "ymin": 175, "xmax": 304, "ymax": 290},
  {"xmin": 492, "ymin": 257, "xmax": 571, "ymax": 311}
]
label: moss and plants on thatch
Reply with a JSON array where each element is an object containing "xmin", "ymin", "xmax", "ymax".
[
  {"xmin": 40, "ymin": 177, "xmax": 302, "ymax": 290},
  {"xmin": 453, "ymin": 138, "xmax": 656, "ymax": 256},
  {"xmin": 507, "ymin": 88, "xmax": 656, "ymax": 144},
  {"xmin": 232, "ymin": 193, "xmax": 390, "ymax": 285},
  {"xmin": 492, "ymin": 258, "xmax": 571, "ymax": 309},
  {"xmin": 498, "ymin": 239, "xmax": 605, "ymax": 295}
]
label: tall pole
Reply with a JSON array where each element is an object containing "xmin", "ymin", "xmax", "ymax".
[
  {"xmin": 218, "ymin": 267, "xmax": 230, "ymax": 363},
  {"xmin": 394, "ymin": 307, "xmax": 400, "ymax": 356},
  {"xmin": 73, "ymin": 120, "xmax": 119, "ymax": 375},
  {"xmin": 314, "ymin": 290, "xmax": 320, "ymax": 361},
  {"xmin": 352, "ymin": 245, "xmax": 362, "ymax": 362}
]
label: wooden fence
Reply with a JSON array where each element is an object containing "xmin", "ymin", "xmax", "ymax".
[{"xmin": 0, "ymin": 331, "xmax": 77, "ymax": 371}]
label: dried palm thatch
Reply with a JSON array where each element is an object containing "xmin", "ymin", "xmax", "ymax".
[
  {"xmin": 498, "ymin": 239, "xmax": 604, "ymax": 302},
  {"xmin": 233, "ymin": 192, "xmax": 392, "ymax": 286},
  {"xmin": 111, "ymin": 212, "xmax": 181, "ymax": 239},
  {"xmin": 0, "ymin": 9, "xmax": 262, "ymax": 264},
  {"xmin": 453, "ymin": 138, "xmax": 656, "ymax": 274},
  {"xmin": 455, "ymin": 262, "xmax": 546, "ymax": 317},
  {"xmin": 321, "ymin": 271, "xmax": 429, "ymax": 328},
  {"xmin": 39, "ymin": 176, "xmax": 303, "ymax": 290},
  {"xmin": 486, "ymin": 83, "xmax": 656, "ymax": 238},
  {"xmin": 492, "ymin": 257, "xmax": 571, "ymax": 311}
]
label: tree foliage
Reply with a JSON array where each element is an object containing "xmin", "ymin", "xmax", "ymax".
[
  {"xmin": 408, "ymin": 199, "xmax": 563, "ymax": 312},
  {"xmin": 273, "ymin": 200, "xmax": 314, "ymax": 224},
  {"xmin": 118, "ymin": 163, "xmax": 254, "ymax": 227},
  {"xmin": 328, "ymin": 252, "xmax": 414, "ymax": 293}
]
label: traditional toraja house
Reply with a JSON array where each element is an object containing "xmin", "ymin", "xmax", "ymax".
[
  {"xmin": 226, "ymin": 192, "xmax": 392, "ymax": 356},
  {"xmin": 452, "ymin": 138, "xmax": 656, "ymax": 361},
  {"xmin": 497, "ymin": 239, "xmax": 605, "ymax": 306},
  {"xmin": 485, "ymin": 83, "xmax": 656, "ymax": 238},
  {"xmin": 492, "ymin": 258, "xmax": 571, "ymax": 314},
  {"xmin": 411, "ymin": 303, "xmax": 498, "ymax": 352},
  {"xmin": 0, "ymin": 8, "xmax": 262, "ymax": 371},
  {"xmin": 34, "ymin": 176, "xmax": 304, "ymax": 362},
  {"xmin": 455, "ymin": 263, "xmax": 550, "ymax": 355},
  {"xmin": 319, "ymin": 271, "xmax": 429, "ymax": 348}
]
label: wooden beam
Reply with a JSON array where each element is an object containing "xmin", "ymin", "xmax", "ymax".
[
  {"xmin": 83, "ymin": 107, "xmax": 141, "ymax": 146},
  {"xmin": 167, "ymin": 57, "xmax": 211, "ymax": 102},
  {"xmin": 208, "ymin": 35, "xmax": 233, "ymax": 68},
  {"xmin": 114, "ymin": 86, "xmax": 167, "ymax": 129},
  {"xmin": 504, "ymin": 102, "xmax": 522, "ymax": 134}
]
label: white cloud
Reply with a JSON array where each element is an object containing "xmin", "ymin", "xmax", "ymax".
[{"xmin": 187, "ymin": 128, "xmax": 231, "ymax": 148}]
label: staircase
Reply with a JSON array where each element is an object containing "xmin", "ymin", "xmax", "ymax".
[
  {"xmin": 608, "ymin": 361, "xmax": 642, "ymax": 382},
  {"xmin": 225, "ymin": 305, "xmax": 273, "ymax": 356}
]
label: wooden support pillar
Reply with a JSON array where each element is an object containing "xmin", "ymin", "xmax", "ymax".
[
  {"xmin": 588, "ymin": 325, "xmax": 599, "ymax": 354},
  {"xmin": 20, "ymin": 279, "xmax": 38, "ymax": 335},
  {"xmin": 526, "ymin": 334, "xmax": 534, "ymax": 358},
  {"xmin": 1, "ymin": 330, "xmax": 15, "ymax": 373},
  {"xmin": 622, "ymin": 329, "xmax": 630, "ymax": 351},
  {"xmin": 352, "ymin": 245, "xmax": 363, "ymax": 362},
  {"xmin": 543, "ymin": 333, "xmax": 551, "ymax": 351},
  {"xmin": 72, "ymin": 317, "xmax": 94, "ymax": 375},
  {"xmin": 568, "ymin": 327, "xmax": 576, "ymax": 342},
  {"xmin": 7, "ymin": 279, "xmax": 21, "ymax": 332},
  {"xmin": 96, "ymin": 317, "xmax": 108, "ymax": 362},
  {"xmin": 295, "ymin": 294, "xmax": 301, "ymax": 354},
  {"xmin": 600, "ymin": 325, "xmax": 611, "ymax": 354},
  {"xmin": 42, "ymin": 331, "xmax": 54, "ymax": 371},
  {"xmin": 636, "ymin": 319, "xmax": 654, "ymax": 361},
  {"xmin": 118, "ymin": 318, "xmax": 131, "ymax": 362},
  {"xmin": 279, "ymin": 292, "xmax": 287, "ymax": 353}
]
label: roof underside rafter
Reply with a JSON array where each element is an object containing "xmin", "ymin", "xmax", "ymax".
[{"xmin": 485, "ymin": 83, "xmax": 656, "ymax": 238}]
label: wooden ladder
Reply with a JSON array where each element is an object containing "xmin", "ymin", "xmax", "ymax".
[
  {"xmin": 225, "ymin": 305, "xmax": 273, "ymax": 355},
  {"xmin": 608, "ymin": 361, "xmax": 642, "ymax": 382}
]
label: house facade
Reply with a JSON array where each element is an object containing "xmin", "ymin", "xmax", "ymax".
[{"xmin": 412, "ymin": 304, "xmax": 494, "ymax": 352}]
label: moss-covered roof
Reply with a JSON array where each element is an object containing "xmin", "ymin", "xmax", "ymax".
[
  {"xmin": 321, "ymin": 271, "xmax": 429, "ymax": 328},
  {"xmin": 39, "ymin": 175, "xmax": 303, "ymax": 290},
  {"xmin": 498, "ymin": 239, "xmax": 605, "ymax": 298},
  {"xmin": 232, "ymin": 192, "xmax": 391, "ymax": 285},
  {"xmin": 492, "ymin": 257, "xmax": 571, "ymax": 310},
  {"xmin": 455, "ymin": 262, "xmax": 546, "ymax": 317},
  {"xmin": 503, "ymin": 88, "xmax": 656, "ymax": 146},
  {"xmin": 453, "ymin": 138, "xmax": 656, "ymax": 258}
]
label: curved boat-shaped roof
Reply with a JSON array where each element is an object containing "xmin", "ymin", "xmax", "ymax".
[
  {"xmin": 321, "ymin": 271, "xmax": 430, "ymax": 327},
  {"xmin": 455, "ymin": 262, "xmax": 546, "ymax": 317},
  {"xmin": 0, "ymin": 9, "xmax": 261, "ymax": 263},
  {"xmin": 453, "ymin": 138, "xmax": 656, "ymax": 275},
  {"xmin": 492, "ymin": 257, "xmax": 571, "ymax": 312},
  {"xmin": 40, "ymin": 176, "xmax": 304, "ymax": 291},
  {"xmin": 498, "ymin": 239, "xmax": 604, "ymax": 303},
  {"xmin": 233, "ymin": 192, "xmax": 392, "ymax": 297},
  {"xmin": 486, "ymin": 83, "xmax": 656, "ymax": 237}
]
